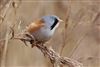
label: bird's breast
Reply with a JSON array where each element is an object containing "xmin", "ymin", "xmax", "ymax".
[{"xmin": 31, "ymin": 27, "xmax": 53, "ymax": 42}]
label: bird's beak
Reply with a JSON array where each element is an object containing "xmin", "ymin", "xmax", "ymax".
[{"xmin": 59, "ymin": 19, "xmax": 64, "ymax": 23}]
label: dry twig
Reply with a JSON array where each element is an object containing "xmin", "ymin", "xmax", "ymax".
[{"xmin": 11, "ymin": 31, "xmax": 83, "ymax": 67}]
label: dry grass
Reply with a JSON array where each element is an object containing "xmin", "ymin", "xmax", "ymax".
[{"xmin": 0, "ymin": 0, "xmax": 100, "ymax": 67}]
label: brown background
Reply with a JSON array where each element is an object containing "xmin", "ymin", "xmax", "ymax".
[{"xmin": 0, "ymin": 0, "xmax": 100, "ymax": 67}]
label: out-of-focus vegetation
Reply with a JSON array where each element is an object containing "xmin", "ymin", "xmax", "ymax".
[{"xmin": 0, "ymin": 0, "xmax": 100, "ymax": 67}]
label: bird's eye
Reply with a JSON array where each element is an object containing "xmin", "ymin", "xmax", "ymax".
[{"xmin": 51, "ymin": 18, "xmax": 58, "ymax": 30}]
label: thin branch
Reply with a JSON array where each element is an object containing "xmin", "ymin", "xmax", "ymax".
[
  {"xmin": 35, "ymin": 42, "xmax": 83, "ymax": 67},
  {"xmin": 0, "ymin": 22, "xmax": 10, "ymax": 67},
  {"xmin": 11, "ymin": 32, "xmax": 83, "ymax": 67},
  {"xmin": 60, "ymin": 8, "xmax": 70, "ymax": 55},
  {"xmin": 0, "ymin": 0, "xmax": 12, "ymax": 25}
]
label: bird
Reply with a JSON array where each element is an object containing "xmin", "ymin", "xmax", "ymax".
[{"xmin": 26, "ymin": 15, "xmax": 63, "ymax": 46}]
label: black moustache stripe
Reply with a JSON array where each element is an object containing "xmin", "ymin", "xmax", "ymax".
[{"xmin": 51, "ymin": 18, "xmax": 58, "ymax": 30}]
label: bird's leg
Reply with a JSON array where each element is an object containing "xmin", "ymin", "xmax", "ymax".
[
  {"xmin": 24, "ymin": 32, "xmax": 36, "ymax": 48},
  {"xmin": 20, "ymin": 39, "xmax": 28, "ymax": 46}
]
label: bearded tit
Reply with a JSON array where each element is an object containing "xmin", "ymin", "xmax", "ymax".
[{"xmin": 26, "ymin": 15, "xmax": 63, "ymax": 45}]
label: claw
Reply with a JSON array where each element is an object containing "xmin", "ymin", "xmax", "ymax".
[
  {"xmin": 31, "ymin": 44, "xmax": 34, "ymax": 48},
  {"xmin": 30, "ymin": 40, "xmax": 35, "ymax": 48},
  {"xmin": 25, "ymin": 33, "xmax": 36, "ymax": 48},
  {"xmin": 21, "ymin": 39, "xmax": 28, "ymax": 46},
  {"xmin": 25, "ymin": 33, "xmax": 35, "ymax": 41}
]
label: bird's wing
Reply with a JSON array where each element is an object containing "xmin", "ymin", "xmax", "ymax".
[{"xmin": 26, "ymin": 19, "xmax": 45, "ymax": 33}]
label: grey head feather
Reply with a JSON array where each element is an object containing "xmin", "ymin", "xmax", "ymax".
[{"xmin": 42, "ymin": 15, "xmax": 59, "ymax": 29}]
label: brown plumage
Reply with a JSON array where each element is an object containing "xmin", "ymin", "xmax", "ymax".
[{"xmin": 27, "ymin": 19, "xmax": 45, "ymax": 33}]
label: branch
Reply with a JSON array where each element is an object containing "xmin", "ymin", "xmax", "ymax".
[
  {"xmin": 33, "ymin": 42, "xmax": 83, "ymax": 67},
  {"xmin": 12, "ymin": 32, "xmax": 83, "ymax": 67}
]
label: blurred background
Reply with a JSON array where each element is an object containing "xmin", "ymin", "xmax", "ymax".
[{"xmin": 0, "ymin": 0, "xmax": 100, "ymax": 67}]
